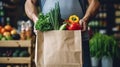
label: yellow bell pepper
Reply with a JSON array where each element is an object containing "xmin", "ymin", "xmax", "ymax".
[{"xmin": 69, "ymin": 15, "xmax": 79, "ymax": 24}]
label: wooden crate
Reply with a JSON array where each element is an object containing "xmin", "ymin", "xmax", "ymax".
[
  {"xmin": 0, "ymin": 57, "xmax": 31, "ymax": 64},
  {"xmin": 0, "ymin": 40, "xmax": 32, "ymax": 67},
  {"xmin": 0, "ymin": 40, "xmax": 31, "ymax": 47}
]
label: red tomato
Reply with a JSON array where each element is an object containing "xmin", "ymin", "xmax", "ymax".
[
  {"xmin": 67, "ymin": 23, "xmax": 82, "ymax": 30},
  {"xmin": 1, "ymin": 28, "xmax": 6, "ymax": 34}
]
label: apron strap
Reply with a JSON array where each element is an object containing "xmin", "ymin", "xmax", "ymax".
[
  {"xmin": 79, "ymin": 0, "xmax": 87, "ymax": 15},
  {"xmin": 39, "ymin": 0, "xmax": 46, "ymax": 11}
]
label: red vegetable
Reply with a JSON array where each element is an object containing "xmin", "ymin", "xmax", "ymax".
[{"xmin": 67, "ymin": 23, "xmax": 82, "ymax": 30}]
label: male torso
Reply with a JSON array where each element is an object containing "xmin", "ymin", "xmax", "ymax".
[{"xmin": 41, "ymin": 0, "xmax": 84, "ymax": 20}]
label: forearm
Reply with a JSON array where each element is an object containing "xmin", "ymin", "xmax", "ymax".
[
  {"xmin": 83, "ymin": 0, "xmax": 100, "ymax": 22},
  {"xmin": 25, "ymin": 0, "xmax": 38, "ymax": 23}
]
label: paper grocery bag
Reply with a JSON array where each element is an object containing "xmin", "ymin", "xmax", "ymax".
[{"xmin": 35, "ymin": 30, "xmax": 83, "ymax": 67}]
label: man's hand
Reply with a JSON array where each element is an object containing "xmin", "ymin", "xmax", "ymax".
[
  {"xmin": 32, "ymin": 14, "xmax": 38, "ymax": 35},
  {"xmin": 32, "ymin": 14, "xmax": 38, "ymax": 23},
  {"xmin": 79, "ymin": 19, "xmax": 88, "ymax": 32},
  {"xmin": 79, "ymin": 0, "xmax": 100, "ymax": 32}
]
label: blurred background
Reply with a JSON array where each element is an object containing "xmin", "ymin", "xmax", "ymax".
[{"xmin": 0, "ymin": 0, "xmax": 120, "ymax": 67}]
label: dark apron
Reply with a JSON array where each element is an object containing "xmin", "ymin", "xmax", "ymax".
[
  {"xmin": 41, "ymin": 0, "xmax": 84, "ymax": 19},
  {"xmin": 39, "ymin": 0, "xmax": 87, "ymax": 14}
]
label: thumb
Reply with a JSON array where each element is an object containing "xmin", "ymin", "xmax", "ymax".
[{"xmin": 34, "ymin": 24, "xmax": 37, "ymax": 35}]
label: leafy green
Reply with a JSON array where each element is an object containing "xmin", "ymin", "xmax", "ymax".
[
  {"xmin": 48, "ymin": 2, "xmax": 60, "ymax": 30},
  {"xmin": 35, "ymin": 2, "xmax": 61, "ymax": 31},
  {"xmin": 89, "ymin": 33, "xmax": 119, "ymax": 58},
  {"xmin": 90, "ymin": 33, "xmax": 103, "ymax": 58},
  {"xmin": 35, "ymin": 13, "xmax": 53, "ymax": 32}
]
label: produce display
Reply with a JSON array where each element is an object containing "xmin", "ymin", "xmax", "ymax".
[
  {"xmin": 0, "ymin": 20, "xmax": 33, "ymax": 40},
  {"xmin": 0, "ymin": 24, "xmax": 20, "ymax": 40},
  {"xmin": 0, "ymin": 40, "xmax": 32, "ymax": 67},
  {"xmin": 0, "ymin": 47, "xmax": 29, "ymax": 57},
  {"xmin": 35, "ymin": 3, "xmax": 82, "ymax": 31},
  {"xmin": 0, "ymin": 20, "xmax": 32, "ymax": 66}
]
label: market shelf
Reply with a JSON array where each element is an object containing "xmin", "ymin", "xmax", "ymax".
[
  {"xmin": 0, "ymin": 40, "xmax": 33, "ymax": 67},
  {"xmin": 0, "ymin": 40, "xmax": 31, "ymax": 47},
  {"xmin": 0, "ymin": 57, "xmax": 31, "ymax": 64}
]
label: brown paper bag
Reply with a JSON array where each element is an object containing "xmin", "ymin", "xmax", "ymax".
[{"xmin": 36, "ymin": 30, "xmax": 82, "ymax": 67}]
